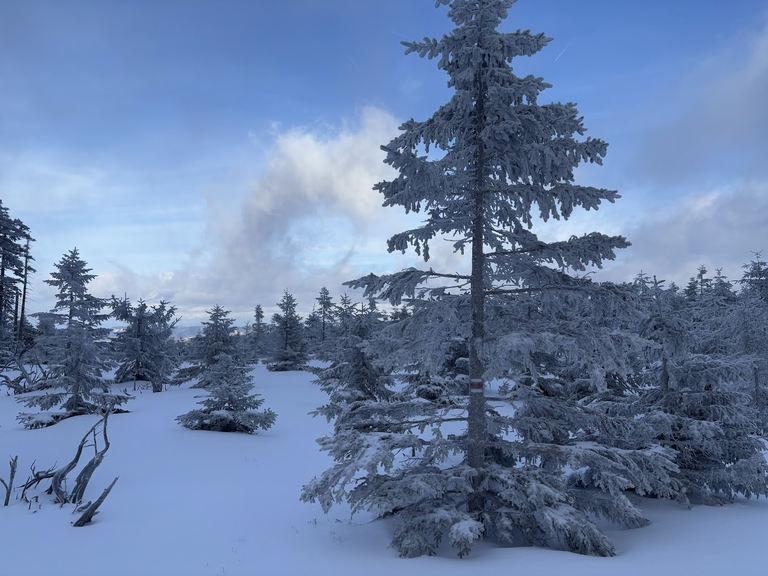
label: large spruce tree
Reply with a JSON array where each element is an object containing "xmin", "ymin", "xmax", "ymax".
[
  {"xmin": 303, "ymin": 0, "xmax": 657, "ymax": 558},
  {"xmin": 349, "ymin": 0, "xmax": 627, "ymax": 474}
]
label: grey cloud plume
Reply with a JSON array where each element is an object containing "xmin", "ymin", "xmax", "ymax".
[
  {"xmin": 106, "ymin": 107, "xmax": 411, "ymax": 321},
  {"xmin": 599, "ymin": 181, "xmax": 768, "ymax": 287}
]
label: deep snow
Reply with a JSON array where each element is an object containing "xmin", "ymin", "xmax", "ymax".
[{"xmin": 1, "ymin": 365, "xmax": 767, "ymax": 576}]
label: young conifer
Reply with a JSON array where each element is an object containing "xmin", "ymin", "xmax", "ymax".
[
  {"xmin": 267, "ymin": 290, "xmax": 307, "ymax": 371},
  {"xmin": 17, "ymin": 249, "xmax": 127, "ymax": 427},
  {"xmin": 176, "ymin": 352, "xmax": 276, "ymax": 434}
]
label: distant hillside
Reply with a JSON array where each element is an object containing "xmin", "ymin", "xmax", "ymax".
[
  {"xmin": 171, "ymin": 324, "xmax": 256, "ymax": 340},
  {"xmin": 173, "ymin": 325, "xmax": 202, "ymax": 340}
]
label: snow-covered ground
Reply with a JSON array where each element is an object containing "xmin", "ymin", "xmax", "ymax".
[{"xmin": 1, "ymin": 366, "xmax": 767, "ymax": 576}]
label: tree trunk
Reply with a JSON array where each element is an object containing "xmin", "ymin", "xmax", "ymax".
[
  {"xmin": 0, "ymin": 248, "xmax": 6, "ymax": 335},
  {"xmin": 321, "ymin": 308, "xmax": 326, "ymax": 342},
  {"xmin": 13, "ymin": 288, "xmax": 19, "ymax": 335},
  {"xmin": 661, "ymin": 353, "xmax": 675, "ymax": 412},
  {"xmin": 17, "ymin": 236, "xmax": 31, "ymax": 345},
  {"xmin": 467, "ymin": 63, "xmax": 487, "ymax": 512}
]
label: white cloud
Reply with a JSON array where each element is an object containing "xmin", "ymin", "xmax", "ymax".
[
  {"xmin": 585, "ymin": 17, "xmax": 768, "ymax": 287},
  {"xmin": 597, "ymin": 180, "xmax": 768, "ymax": 286},
  {"xmin": 84, "ymin": 107, "xmax": 433, "ymax": 322}
]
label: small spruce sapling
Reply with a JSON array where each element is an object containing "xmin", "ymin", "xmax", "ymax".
[{"xmin": 176, "ymin": 353, "xmax": 276, "ymax": 433}]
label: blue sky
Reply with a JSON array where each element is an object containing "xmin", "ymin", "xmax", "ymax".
[{"xmin": 1, "ymin": 0, "xmax": 767, "ymax": 323}]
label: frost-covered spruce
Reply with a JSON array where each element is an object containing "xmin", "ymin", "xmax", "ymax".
[
  {"xmin": 176, "ymin": 353, "xmax": 276, "ymax": 434},
  {"xmin": 313, "ymin": 305, "xmax": 392, "ymax": 422},
  {"xmin": 312, "ymin": 286, "xmax": 336, "ymax": 361},
  {"xmin": 17, "ymin": 248, "xmax": 128, "ymax": 428},
  {"xmin": 252, "ymin": 304, "xmax": 269, "ymax": 361},
  {"xmin": 303, "ymin": 0, "xmax": 644, "ymax": 558},
  {"xmin": 374, "ymin": 296, "xmax": 470, "ymax": 400},
  {"xmin": 303, "ymin": 308, "xmax": 323, "ymax": 358},
  {"xmin": 484, "ymin": 284, "xmax": 688, "ymax": 518},
  {"xmin": 267, "ymin": 290, "xmax": 307, "ymax": 372},
  {"xmin": 174, "ymin": 304, "xmax": 237, "ymax": 387},
  {"xmin": 304, "ymin": 287, "xmax": 683, "ymax": 557},
  {"xmin": 111, "ymin": 296, "xmax": 179, "ymax": 392},
  {"xmin": 625, "ymin": 273, "xmax": 768, "ymax": 504},
  {"xmin": 737, "ymin": 254, "xmax": 768, "ymax": 425}
]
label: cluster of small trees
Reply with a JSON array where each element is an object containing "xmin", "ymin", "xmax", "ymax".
[
  {"xmin": 4, "ymin": 247, "xmax": 280, "ymax": 434},
  {"xmin": 111, "ymin": 295, "xmax": 179, "ymax": 393},
  {"xmin": 245, "ymin": 288, "xmax": 394, "ymax": 370},
  {"xmin": 303, "ymin": 259, "xmax": 768, "ymax": 557},
  {"xmin": 2, "ymin": 236, "xmax": 393, "ymax": 433}
]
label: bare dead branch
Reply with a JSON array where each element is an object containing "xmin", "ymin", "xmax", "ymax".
[
  {"xmin": 70, "ymin": 412, "xmax": 111, "ymax": 504},
  {"xmin": 73, "ymin": 476, "xmax": 118, "ymax": 527},
  {"xmin": 51, "ymin": 418, "xmax": 102, "ymax": 504},
  {"xmin": 20, "ymin": 461, "xmax": 57, "ymax": 501},
  {"xmin": 425, "ymin": 270, "xmax": 471, "ymax": 281},
  {"xmin": 0, "ymin": 455, "xmax": 18, "ymax": 506}
]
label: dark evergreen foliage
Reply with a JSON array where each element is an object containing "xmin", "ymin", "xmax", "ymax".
[
  {"xmin": 173, "ymin": 304, "xmax": 237, "ymax": 387},
  {"xmin": 267, "ymin": 290, "xmax": 307, "ymax": 371},
  {"xmin": 111, "ymin": 296, "xmax": 180, "ymax": 392}
]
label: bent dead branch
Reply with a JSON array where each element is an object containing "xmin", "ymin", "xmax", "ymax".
[{"xmin": 73, "ymin": 476, "xmax": 118, "ymax": 527}]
